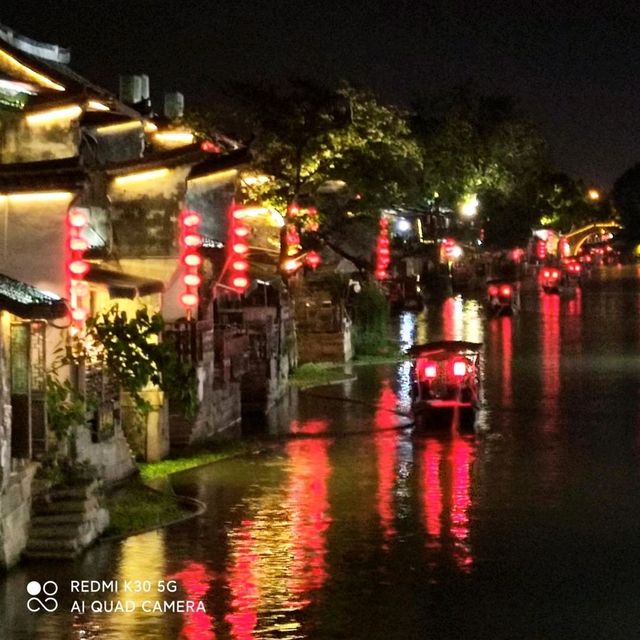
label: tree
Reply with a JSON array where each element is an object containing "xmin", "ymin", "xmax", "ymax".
[
  {"xmin": 226, "ymin": 79, "xmax": 423, "ymax": 216},
  {"xmin": 612, "ymin": 163, "xmax": 640, "ymax": 242},
  {"xmin": 535, "ymin": 172, "xmax": 608, "ymax": 232},
  {"xmin": 412, "ymin": 87, "xmax": 549, "ymax": 246}
]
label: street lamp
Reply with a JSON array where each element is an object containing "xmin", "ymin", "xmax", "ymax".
[
  {"xmin": 460, "ymin": 193, "xmax": 479, "ymax": 217},
  {"xmin": 588, "ymin": 189, "xmax": 600, "ymax": 201}
]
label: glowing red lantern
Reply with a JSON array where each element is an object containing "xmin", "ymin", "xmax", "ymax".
[
  {"xmin": 200, "ymin": 140, "xmax": 221, "ymax": 153},
  {"xmin": 375, "ymin": 216, "xmax": 391, "ymax": 280},
  {"xmin": 305, "ymin": 250, "xmax": 321, "ymax": 269},
  {"xmin": 181, "ymin": 292, "xmax": 198, "ymax": 308},
  {"xmin": 183, "ymin": 253, "xmax": 202, "ymax": 267},
  {"xmin": 231, "ymin": 275, "xmax": 249, "ymax": 290},
  {"xmin": 232, "ymin": 259, "xmax": 249, "ymax": 272},
  {"xmin": 68, "ymin": 209, "xmax": 88, "ymax": 228},
  {"xmin": 182, "ymin": 212, "xmax": 202, "ymax": 227},
  {"xmin": 66, "ymin": 206, "xmax": 91, "ymax": 333},
  {"xmin": 227, "ymin": 205, "xmax": 252, "ymax": 293},
  {"xmin": 178, "ymin": 208, "xmax": 203, "ymax": 316}
]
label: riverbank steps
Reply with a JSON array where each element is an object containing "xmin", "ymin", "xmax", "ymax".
[{"xmin": 24, "ymin": 479, "xmax": 108, "ymax": 560}]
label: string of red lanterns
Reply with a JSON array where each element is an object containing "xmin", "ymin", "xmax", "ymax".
[
  {"xmin": 375, "ymin": 216, "xmax": 391, "ymax": 280},
  {"xmin": 179, "ymin": 209, "xmax": 203, "ymax": 316},
  {"xmin": 228, "ymin": 206, "xmax": 251, "ymax": 293},
  {"xmin": 281, "ymin": 202, "xmax": 303, "ymax": 275},
  {"xmin": 66, "ymin": 206, "xmax": 90, "ymax": 334},
  {"xmin": 282, "ymin": 202, "xmax": 322, "ymax": 273}
]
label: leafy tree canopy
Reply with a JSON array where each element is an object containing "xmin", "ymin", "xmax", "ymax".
[
  {"xmin": 612, "ymin": 163, "xmax": 640, "ymax": 242},
  {"xmin": 412, "ymin": 87, "xmax": 548, "ymax": 209},
  {"xmin": 199, "ymin": 79, "xmax": 423, "ymax": 218}
]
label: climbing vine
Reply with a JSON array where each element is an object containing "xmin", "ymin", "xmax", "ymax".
[{"xmin": 84, "ymin": 306, "xmax": 199, "ymax": 419}]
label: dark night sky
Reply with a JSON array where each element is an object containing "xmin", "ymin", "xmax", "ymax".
[{"xmin": 2, "ymin": 1, "xmax": 639, "ymax": 188}]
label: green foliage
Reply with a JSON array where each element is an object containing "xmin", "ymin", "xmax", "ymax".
[
  {"xmin": 289, "ymin": 362, "xmax": 351, "ymax": 388},
  {"xmin": 45, "ymin": 370, "xmax": 91, "ymax": 445},
  {"xmin": 413, "ymin": 90, "xmax": 547, "ymax": 207},
  {"xmin": 613, "ymin": 163, "xmax": 640, "ymax": 242},
  {"xmin": 218, "ymin": 79, "xmax": 423, "ymax": 217},
  {"xmin": 139, "ymin": 443, "xmax": 249, "ymax": 482},
  {"xmin": 535, "ymin": 172, "xmax": 608, "ymax": 233},
  {"xmin": 85, "ymin": 306, "xmax": 199, "ymax": 419},
  {"xmin": 351, "ymin": 282, "xmax": 394, "ymax": 356},
  {"xmin": 104, "ymin": 478, "xmax": 187, "ymax": 537},
  {"xmin": 35, "ymin": 455, "xmax": 98, "ymax": 487}
]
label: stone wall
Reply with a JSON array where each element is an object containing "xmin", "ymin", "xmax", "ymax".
[
  {"xmin": 297, "ymin": 317, "xmax": 353, "ymax": 364},
  {"xmin": 0, "ymin": 114, "xmax": 78, "ymax": 163},
  {"xmin": 170, "ymin": 378, "xmax": 242, "ymax": 449},
  {"xmin": 73, "ymin": 424, "xmax": 136, "ymax": 484},
  {"xmin": 0, "ymin": 462, "xmax": 36, "ymax": 569}
]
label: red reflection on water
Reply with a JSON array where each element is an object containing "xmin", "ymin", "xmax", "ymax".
[
  {"xmin": 442, "ymin": 297, "xmax": 460, "ymax": 340},
  {"xmin": 171, "ymin": 562, "xmax": 215, "ymax": 640},
  {"xmin": 501, "ymin": 316, "xmax": 513, "ymax": 407},
  {"xmin": 567, "ymin": 287, "xmax": 582, "ymax": 316},
  {"xmin": 418, "ymin": 437, "xmax": 474, "ymax": 571},
  {"xmin": 374, "ymin": 381, "xmax": 399, "ymax": 544},
  {"xmin": 226, "ymin": 524, "xmax": 259, "ymax": 640},
  {"xmin": 420, "ymin": 439, "xmax": 443, "ymax": 538},
  {"xmin": 450, "ymin": 437, "xmax": 473, "ymax": 571},
  {"xmin": 286, "ymin": 420, "xmax": 332, "ymax": 602},
  {"xmin": 290, "ymin": 419, "xmax": 328, "ymax": 435},
  {"xmin": 541, "ymin": 293, "xmax": 561, "ymax": 407}
]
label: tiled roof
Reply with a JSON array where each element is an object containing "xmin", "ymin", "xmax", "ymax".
[{"xmin": 0, "ymin": 274, "xmax": 67, "ymax": 319}]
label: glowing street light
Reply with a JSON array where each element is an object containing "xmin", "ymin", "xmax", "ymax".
[
  {"xmin": 588, "ymin": 189, "xmax": 600, "ymax": 201},
  {"xmin": 460, "ymin": 194, "xmax": 479, "ymax": 217}
]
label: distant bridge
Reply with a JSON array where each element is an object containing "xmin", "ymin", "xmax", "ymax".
[{"xmin": 563, "ymin": 221, "xmax": 622, "ymax": 255}]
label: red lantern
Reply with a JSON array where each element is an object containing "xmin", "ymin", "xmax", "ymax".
[
  {"xmin": 375, "ymin": 215, "xmax": 391, "ymax": 280},
  {"xmin": 227, "ymin": 205, "xmax": 252, "ymax": 293},
  {"xmin": 305, "ymin": 250, "xmax": 321, "ymax": 269},
  {"xmin": 179, "ymin": 208, "xmax": 203, "ymax": 316},
  {"xmin": 66, "ymin": 206, "xmax": 91, "ymax": 333}
]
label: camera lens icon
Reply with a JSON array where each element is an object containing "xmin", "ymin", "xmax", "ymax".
[{"xmin": 27, "ymin": 580, "xmax": 59, "ymax": 613}]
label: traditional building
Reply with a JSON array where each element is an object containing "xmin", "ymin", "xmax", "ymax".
[{"xmin": 0, "ymin": 21, "xmax": 250, "ymax": 487}]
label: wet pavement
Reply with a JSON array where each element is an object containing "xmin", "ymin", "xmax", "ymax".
[{"xmin": 4, "ymin": 266, "xmax": 640, "ymax": 639}]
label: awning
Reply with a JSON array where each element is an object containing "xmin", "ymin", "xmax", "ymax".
[
  {"xmin": 0, "ymin": 274, "xmax": 67, "ymax": 319},
  {"xmin": 86, "ymin": 266, "xmax": 164, "ymax": 299}
]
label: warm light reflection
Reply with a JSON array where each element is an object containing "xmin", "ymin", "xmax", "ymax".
[
  {"xmin": 154, "ymin": 130, "xmax": 195, "ymax": 145},
  {"xmin": 25, "ymin": 104, "xmax": 82, "ymax": 125},
  {"xmin": 567, "ymin": 287, "xmax": 582, "ymax": 317},
  {"xmin": 230, "ymin": 205, "xmax": 285, "ymax": 228},
  {"xmin": 286, "ymin": 430, "xmax": 332, "ymax": 601},
  {"xmin": 0, "ymin": 48, "xmax": 66, "ymax": 91},
  {"xmin": 107, "ymin": 532, "xmax": 167, "ymax": 636},
  {"xmin": 188, "ymin": 168, "xmax": 238, "ymax": 186},
  {"xmin": 441, "ymin": 296, "xmax": 483, "ymax": 343},
  {"xmin": 1, "ymin": 190, "xmax": 73, "ymax": 203},
  {"xmin": 421, "ymin": 439, "xmax": 443, "ymax": 539},
  {"xmin": 418, "ymin": 437, "xmax": 474, "ymax": 571},
  {"xmin": 226, "ymin": 525, "xmax": 259, "ymax": 640},
  {"xmin": 500, "ymin": 316, "xmax": 513, "ymax": 407},
  {"xmin": 96, "ymin": 120, "xmax": 142, "ymax": 134},
  {"xmin": 113, "ymin": 168, "xmax": 170, "ymax": 185},
  {"xmin": 374, "ymin": 380, "xmax": 399, "ymax": 544},
  {"xmin": 541, "ymin": 292, "xmax": 561, "ymax": 415},
  {"xmin": 224, "ymin": 418, "xmax": 332, "ymax": 637},
  {"xmin": 450, "ymin": 437, "xmax": 473, "ymax": 571},
  {"xmin": 442, "ymin": 297, "xmax": 462, "ymax": 340},
  {"xmin": 87, "ymin": 99, "xmax": 110, "ymax": 111},
  {"xmin": 171, "ymin": 563, "xmax": 215, "ymax": 640}
]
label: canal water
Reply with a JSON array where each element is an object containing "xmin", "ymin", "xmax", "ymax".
[{"xmin": 4, "ymin": 266, "xmax": 640, "ymax": 639}]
